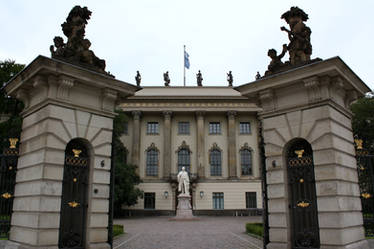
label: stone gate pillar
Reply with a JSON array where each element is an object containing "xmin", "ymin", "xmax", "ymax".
[
  {"xmin": 236, "ymin": 57, "xmax": 371, "ymax": 249},
  {"xmin": 4, "ymin": 56, "xmax": 139, "ymax": 249}
]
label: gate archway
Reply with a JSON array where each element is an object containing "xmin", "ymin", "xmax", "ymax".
[
  {"xmin": 59, "ymin": 139, "xmax": 90, "ymax": 249},
  {"xmin": 286, "ymin": 139, "xmax": 320, "ymax": 249}
]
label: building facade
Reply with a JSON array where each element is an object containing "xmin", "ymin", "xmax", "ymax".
[{"xmin": 120, "ymin": 87, "xmax": 263, "ymax": 215}]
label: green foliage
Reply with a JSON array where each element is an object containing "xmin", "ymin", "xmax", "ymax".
[
  {"xmin": 351, "ymin": 95, "xmax": 374, "ymax": 151},
  {"xmin": 113, "ymin": 110, "xmax": 142, "ymax": 217},
  {"xmin": 245, "ymin": 223, "xmax": 263, "ymax": 237},
  {"xmin": 113, "ymin": 224, "xmax": 124, "ymax": 237},
  {"xmin": 0, "ymin": 60, "xmax": 25, "ymax": 151}
]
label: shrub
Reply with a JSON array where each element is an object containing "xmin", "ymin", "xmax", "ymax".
[
  {"xmin": 246, "ymin": 223, "xmax": 263, "ymax": 237},
  {"xmin": 113, "ymin": 224, "xmax": 124, "ymax": 237}
]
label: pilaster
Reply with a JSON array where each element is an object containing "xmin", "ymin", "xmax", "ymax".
[
  {"xmin": 196, "ymin": 111, "xmax": 205, "ymax": 178},
  {"xmin": 227, "ymin": 111, "xmax": 237, "ymax": 178},
  {"xmin": 131, "ymin": 111, "xmax": 141, "ymax": 172},
  {"xmin": 163, "ymin": 111, "xmax": 172, "ymax": 179}
]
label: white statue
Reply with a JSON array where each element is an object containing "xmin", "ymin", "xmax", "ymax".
[{"xmin": 177, "ymin": 167, "xmax": 190, "ymax": 195}]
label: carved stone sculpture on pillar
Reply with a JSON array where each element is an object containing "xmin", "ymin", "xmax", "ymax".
[{"xmin": 49, "ymin": 6, "xmax": 112, "ymax": 76}]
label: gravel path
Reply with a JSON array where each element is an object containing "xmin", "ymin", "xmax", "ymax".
[{"xmin": 113, "ymin": 216, "xmax": 263, "ymax": 249}]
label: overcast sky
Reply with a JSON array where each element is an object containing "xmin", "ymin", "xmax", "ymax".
[{"xmin": 1, "ymin": 1, "xmax": 373, "ymax": 91}]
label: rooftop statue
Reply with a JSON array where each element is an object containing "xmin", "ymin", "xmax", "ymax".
[
  {"xmin": 227, "ymin": 71, "xmax": 233, "ymax": 87},
  {"xmin": 50, "ymin": 6, "xmax": 111, "ymax": 76},
  {"xmin": 281, "ymin": 6, "xmax": 312, "ymax": 65},
  {"xmin": 196, "ymin": 70, "xmax": 203, "ymax": 87},
  {"xmin": 163, "ymin": 71, "xmax": 170, "ymax": 86},
  {"xmin": 135, "ymin": 71, "xmax": 141, "ymax": 86}
]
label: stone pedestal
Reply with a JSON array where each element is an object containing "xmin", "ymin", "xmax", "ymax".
[
  {"xmin": 236, "ymin": 57, "xmax": 371, "ymax": 249},
  {"xmin": 4, "ymin": 56, "xmax": 139, "ymax": 249},
  {"xmin": 175, "ymin": 194, "xmax": 193, "ymax": 219}
]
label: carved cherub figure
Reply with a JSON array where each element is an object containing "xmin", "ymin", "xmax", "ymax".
[
  {"xmin": 281, "ymin": 7, "xmax": 312, "ymax": 65},
  {"xmin": 265, "ymin": 44, "xmax": 288, "ymax": 75},
  {"xmin": 163, "ymin": 71, "xmax": 170, "ymax": 86},
  {"xmin": 50, "ymin": 36, "xmax": 66, "ymax": 57}
]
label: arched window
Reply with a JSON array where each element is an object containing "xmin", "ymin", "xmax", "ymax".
[
  {"xmin": 240, "ymin": 143, "xmax": 252, "ymax": 175},
  {"xmin": 176, "ymin": 141, "xmax": 191, "ymax": 172},
  {"xmin": 209, "ymin": 143, "xmax": 222, "ymax": 176},
  {"xmin": 146, "ymin": 143, "xmax": 158, "ymax": 176},
  {"xmin": 178, "ymin": 149, "xmax": 190, "ymax": 172}
]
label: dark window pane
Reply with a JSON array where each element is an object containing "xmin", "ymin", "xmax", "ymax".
[
  {"xmin": 246, "ymin": 192, "xmax": 257, "ymax": 208},
  {"xmin": 241, "ymin": 149, "xmax": 252, "ymax": 175},
  {"xmin": 213, "ymin": 192, "xmax": 224, "ymax": 209},
  {"xmin": 210, "ymin": 149, "xmax": 222, "ymax": 176},
  {"xmin": 146, "ymin": 149, "xmax": 158, "ymax": 176},
  {"xmin": 144, "ymin": 193, "xmax": 155, "ymax": 209},
  {"xmin": 147, "ymin": 122, "xmax": 159, "ymax": 134},
  {"xmin": 209, "ymin": 122, "xmax": 221, "ymax": 134},
  {"xmin": 178, "ymin": 149, "xmax": 190, "ymax": 172},
  {"xmin": 240, "ymin": 122, "xmax": 251, "ymax": 134},
  {"xmin": 178, "ymin": 122, "xmax": 190, "ymax": 134}
]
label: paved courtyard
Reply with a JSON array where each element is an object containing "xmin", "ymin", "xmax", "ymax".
[{"xmin": 113, "ymin": 216, "xmax": 263, "ymax": 249}]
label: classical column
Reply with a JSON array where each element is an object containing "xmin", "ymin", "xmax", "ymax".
[
  {"xmin": 131, "ymin": 111, "xmax": 141, "ymax": 171},
  {"xmin": 227, "ymin": 111, "xmax": 237, "ymax": 178},
  {"xmin": 196, "ymin": 111, "xmax": 205, "ymax": 178},
  {"xmin": 163, "ymin": 111, "xmax": 172, "ymax": 179}
]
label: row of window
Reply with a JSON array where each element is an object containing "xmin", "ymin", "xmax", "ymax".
[
  {"xmin": 143, "ymin": 192, "xmax": 257, "ymax": 210},
  {"xmin": 123, "ymin": 122, "xmax": 252, "ymax": 135},
  {"xmin": 146, "ymin": 147, "xmax": 252, "ymax": 177}
]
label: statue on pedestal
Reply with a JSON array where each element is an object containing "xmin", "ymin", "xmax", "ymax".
[{"xmin": 177, "ymin": 167, "xmax": 190, "ymax": 195}]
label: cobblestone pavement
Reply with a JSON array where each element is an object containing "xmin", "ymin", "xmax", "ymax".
[{"xmin": 113, "ymin": 216, "xmax": 263, "ymax": 249}]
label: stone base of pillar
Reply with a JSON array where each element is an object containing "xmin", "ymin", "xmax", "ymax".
[
  {"xmin": 0, "ymin": 241, "xmax": 111, "ymax": 249},
  {"xmin": 267, "ymin": 240, "xmax": 370, "ymax": 249}
]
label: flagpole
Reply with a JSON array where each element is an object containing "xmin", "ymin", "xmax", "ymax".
[{"xmin": 183, "ymin": 45, "xmax": 186, "ymax": 87}]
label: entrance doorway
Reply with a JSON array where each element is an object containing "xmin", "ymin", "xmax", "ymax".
[
  {"xmin": 286, "ymin": 139, "xmax": 320, "ymax": 248},
  {"xmin": 59, "ymin": 139, "xmax": 90, "ymax": 249}
]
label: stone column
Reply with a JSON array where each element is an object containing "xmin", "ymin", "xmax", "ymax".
[
  {"xmin": 227, "ymin": 111, "xmax": 237, "ymax": 178},
  {"xmin": 196, "ymin": 112, "xmax": 205, "ymax": 178},
  {"xmin": 163, "ymin": 111, "xmax": 172, "ymax": 179},
  {"xmin": 3, "ymin": 57, "xmax": 138, "ymax": 249},
  {"xmin": 131, "ymin": 111, "xmax": 141, "ymax": 173}
]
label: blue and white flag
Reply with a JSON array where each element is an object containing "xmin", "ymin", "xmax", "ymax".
[{"xmin": 184, "ymin": 51, "xmax": 190, "ymax": 69}]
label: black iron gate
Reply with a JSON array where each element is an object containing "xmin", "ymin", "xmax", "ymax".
[
  {"xmin": 287, "ymin": 139, "xmax": 320, "ymax": 249},
  {"xmin": 59, "ymin": 139, "xmax": 89, "ymax": 249},
  {"xmin": 355, "ymin": 139, "xmax": 374, "ymax": 237},
  {"xmin": 0, "ymin": 138, "xmax": 19, "ymax": 239}
]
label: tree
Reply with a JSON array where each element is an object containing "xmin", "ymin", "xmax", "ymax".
[
  {"xmin": 0, "ymin": 60, "xmax": 25, "ymax": 151},
  {"xmin": 351, "ymin": 93, "xmax": 374, "ymax": 152},
  {"xmin": 112, "ymin": 110, "xmax": 142, "ymax": 217}
]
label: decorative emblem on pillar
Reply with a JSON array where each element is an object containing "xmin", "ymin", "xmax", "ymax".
[
  {"xmin": 2, "ymin": 193, "xmax": 12, "ymax": 199},
  {"xmin": 9, "ymin": 138, "xmax": 19, "ymax": 149},
  {"xmin": 68, "ymin": 201, "xmax": 80, "ymax": 208},
  {"xmin": 72, "ymin": 149, "xmax": 82, "ymax": 158},
  {"xmin": 297, "ymin": 201, "xmax": 310, "ymax": 208},
  {"xmin": 295, "ymin": 149, "xmax": 304, "ymax": 158},
  {"xmin": 362, "ymin": 193, "xmax": 371, "ymax": 199},
  {"xmin": 354, "ymin": 139, "xmax": 363, "ymax": 150}
]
